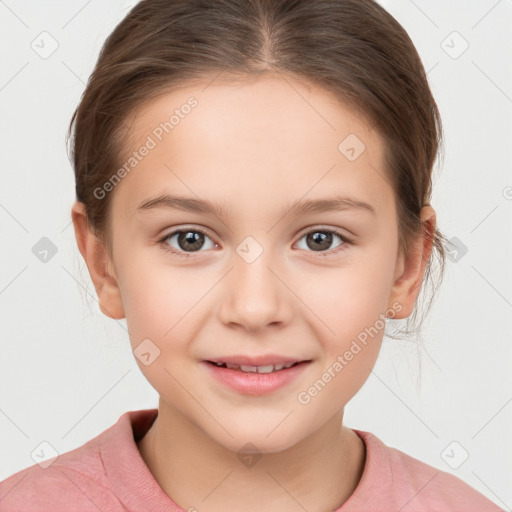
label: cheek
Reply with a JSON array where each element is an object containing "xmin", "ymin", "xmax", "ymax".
[
  {"xmin": 298, "ymin": 252, "xmax": 396, "ymax": 343},
  {"xmin": 117, "ymin": 257, "xmax": 203, "ymax": 345},
  {"xmin": 117, "ymin": 256, "xmax": 228, "ymax": 373},
  {"xmin": 291, "ymin": 241, "xmax": 396, "ymax": 401},
  {"xmin": 295, "ymin": 264, "xmax": 388, "ymax": 417},
  {"xmin": 297, "ymin": 339, "xmax": 381, "ymax": 426}
]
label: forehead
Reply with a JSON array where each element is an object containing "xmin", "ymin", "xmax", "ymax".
[{"xmin": 112, "ymin": 75, "xmax": 393, "ymax": 221}]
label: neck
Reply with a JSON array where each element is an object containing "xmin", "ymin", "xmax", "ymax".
[{"xmin": 137, "ymin": 400, "xmax": 366, "ymax": 512}]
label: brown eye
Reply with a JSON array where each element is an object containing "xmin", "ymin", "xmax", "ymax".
[
  {"xmin": 296, "ymin": 229, "xmax": 349, "ymax": 254},
  {"xmin": 176, "ymin": 231, "xmax": 206, "ymax": 251},
  {"xmin": 161, "ymin": 228, "xmax": 216, "ymax": 254},
  {"xmin": 306, "ymin": 232, "xmax": 333, "ymax": 251}
]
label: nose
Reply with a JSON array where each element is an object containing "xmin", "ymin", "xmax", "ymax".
[{"xmin": 218, "ymin": 248, "xmax": 293, "ymax": 332}]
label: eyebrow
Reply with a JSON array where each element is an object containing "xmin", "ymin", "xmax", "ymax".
[{"xmin": 136, "ymin": 194, "xmax": 376, "ymax": 218}]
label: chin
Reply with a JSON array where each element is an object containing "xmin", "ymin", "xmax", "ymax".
[{"xmin": 209, "ymin": 426, "xmax": 305, "ymax": 456}]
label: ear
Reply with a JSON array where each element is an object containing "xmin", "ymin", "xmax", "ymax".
[
  {"xmin": 387, "ymin": 205, "xmax": 436, "ymax": 319},
  {"xmin": 71, "ymin": 201, "xmax": 125, "ymax": 319}
]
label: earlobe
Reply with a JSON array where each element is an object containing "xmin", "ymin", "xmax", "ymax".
[
  {"xmin": 387, "ymin": 206, "xmax": 436, "ymax": 319},
  {"xmin": 71, "ymin": 201, "xmax": 126, "ymax": 320}
]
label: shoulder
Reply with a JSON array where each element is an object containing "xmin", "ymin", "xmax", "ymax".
[
  {"xmin": 348, "ymin": 430, "xmax": 504, "ymax": 512},
  {"xmin": 385, "ymin": 443, "xmax": 502, "ymax": 510},
  {"xmin": 0, "ymin": 426, "xmax": 122, "ymax": 511}
]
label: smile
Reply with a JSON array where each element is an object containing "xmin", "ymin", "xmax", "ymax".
[
  {"xmin": 202, "ymin": 360, "xmax": 312, "ymax": 395},
  {"xmin": 207, "ymin": 361, "xmax": 300, "ymax": 373}
]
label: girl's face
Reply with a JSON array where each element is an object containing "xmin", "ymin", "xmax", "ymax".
[{"xmin": 90, "ymin": 75, "xmax": 428, "ymax": 453}]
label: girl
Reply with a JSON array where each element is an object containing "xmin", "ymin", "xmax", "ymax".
[{"xmin": 0, "ymin": 0, "xmax": 504, "ymax": 510}]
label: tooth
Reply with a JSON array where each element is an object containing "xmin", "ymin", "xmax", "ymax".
[
  {"xmin": 240, "ymin": 365, "xmax": 258, "ymax": 373},
  {"xmin": 221, "ymin": 363, "xmax": 298, "ymax": 373}
]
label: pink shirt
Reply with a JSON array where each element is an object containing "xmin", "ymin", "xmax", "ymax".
[{"xmin": 0, "ymin": 408, "xmax": 503, "ymax": 511}]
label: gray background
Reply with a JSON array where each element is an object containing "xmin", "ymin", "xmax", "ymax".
[{"xmin": 1, "ymin": 0, "xmax": 511, "ymax": 508}]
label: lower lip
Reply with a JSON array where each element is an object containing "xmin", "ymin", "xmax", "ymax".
[{"xmin": 202, "ymin": 361, "xmax": 311, "ymax": 396}]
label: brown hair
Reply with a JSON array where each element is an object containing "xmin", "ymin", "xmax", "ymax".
[{"xmin": 67, "ymin": 0, "xmax": 447, "ymax": 341}]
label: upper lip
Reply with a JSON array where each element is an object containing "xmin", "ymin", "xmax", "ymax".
[{"xmin": 204, "ymin": 355, "xmax": 311, "ymax": 366}]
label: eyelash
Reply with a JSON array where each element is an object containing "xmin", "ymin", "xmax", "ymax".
[{"xmin": 157, "ymin": 226, "xmax": 353, "ymax": 259}]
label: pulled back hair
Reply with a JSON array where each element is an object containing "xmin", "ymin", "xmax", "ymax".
[{"xmin": 67, "ymin": 0, "xmax": 447, "ymax": 341}]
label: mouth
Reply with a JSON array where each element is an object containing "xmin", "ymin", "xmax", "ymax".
[
  {"xmin": 202, "ymin": 358, "xmax": 312, "ymax": 395},
  {"xmin": 205, "ymin": 360, "xmax": 304, "ymax": 374}
]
